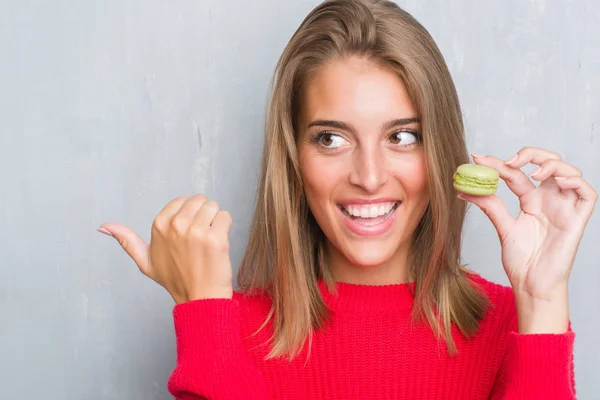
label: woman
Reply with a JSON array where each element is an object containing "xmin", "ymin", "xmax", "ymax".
[{"xmin": 98, "ymin": 0, "xmax": 596, "ymax": 399}]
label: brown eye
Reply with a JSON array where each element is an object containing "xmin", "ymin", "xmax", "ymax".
[
  {"xmin": 389, "ymin": 133, "xmax": 401, "ymax": 145},
  {"xmin": 389, "ymin": 130, "xmax": 419, "ymax": 147},
  {"xmin": 312, "ymin": 132, "xmax": 349, "ymax": 149},
  {"xmin": 320, "ymin": 133, "xmax": 334, "ymax": 146}
]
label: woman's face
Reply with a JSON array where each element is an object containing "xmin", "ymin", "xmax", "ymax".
[{"xmin": 297, "ymin": 56, "xmax": 430, "ymax": 280}]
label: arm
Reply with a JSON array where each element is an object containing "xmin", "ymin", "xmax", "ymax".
[
  {"xmin": 97, "ymin": 196, "xmax": 270, "ymax": 398},
  {"xmin": 168, "ymin": 298, "xmax": 271, "ymax": 400},
  {"xmin": 462, "ymin": 150, "xmax": 596, "ymax": 399},
  {"xmin": 490, "ymin": 294, "xmax": 576, "ymax": 399}
]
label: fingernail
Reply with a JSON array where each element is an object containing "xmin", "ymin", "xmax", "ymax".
[
  {"xmin": 554, "ymin": 176, "xmax": 567, "ymax": 180},
  {"xmin": 471, "ymin": 153, "xmax": 486, "ymax": 159},
  {"xmin": 530, "ymin": 167, "xmax": 541, "ymax": 177},
  {"xmin": 97, "ymin": 227, "xmax": 113, "ymax": 237},
  {"xmin": 505, "ymin": 155, "xmax": 518, "ymax": 165},
  {"xmin": 457, "ymin": 194, "xmax": 466, "ymax": 201}
]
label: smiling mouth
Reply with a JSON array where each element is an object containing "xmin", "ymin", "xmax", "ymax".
[{"xmin": 339, "ymin": 201, "xmax": 400, "ymax": 226}]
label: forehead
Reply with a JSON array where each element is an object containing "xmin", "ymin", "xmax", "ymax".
[{"xmin": 299, "ymin": 57, "xmax": 417, "ymax": 126}]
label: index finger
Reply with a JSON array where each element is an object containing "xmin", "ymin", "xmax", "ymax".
[
  {"xmin": 505, "ymin": 147, "xmax": 561, "ymax": 169},
  {"xmin": 472, "ymin": 154, "xmax": 535, "ymax": 197}
]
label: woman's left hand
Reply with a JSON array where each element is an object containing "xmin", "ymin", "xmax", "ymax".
[{"xmin": 459, "ymin": 147, "xmax": 597, "ymax": 334}]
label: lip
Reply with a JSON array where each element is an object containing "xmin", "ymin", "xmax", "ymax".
[
  {"xmin": 338, "ymin": 197, "xmax": 401, "ymax": 207},
  {"xmin": 337, "ymin": 201, "xmax": 400, "ymax": 236}
]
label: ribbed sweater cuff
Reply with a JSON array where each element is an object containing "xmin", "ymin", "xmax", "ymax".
[
  {"xmin": 172, "ymin": 298, "xmax": 242, "ymax": 367},
  {"xmin": 505, "ymin": 331, "xmax": 576, "ymax": 399},
  {"xmin": 168, "ymin": 298, "xmax": 269, "ymax": 399}
]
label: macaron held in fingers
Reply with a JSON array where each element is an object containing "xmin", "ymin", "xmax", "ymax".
[{"xmin": 453, "ymin": 163, "xmax": 499, "ymax": 196}]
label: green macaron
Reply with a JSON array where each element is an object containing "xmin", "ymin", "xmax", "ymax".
[{"xmin": 453, "ymin": 164, "xmax": 499, "ymax": 196}]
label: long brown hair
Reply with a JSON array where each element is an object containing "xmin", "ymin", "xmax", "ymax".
[{"xmin": 238, "ymin": 0, "xmax": 489, "ymax": 360}]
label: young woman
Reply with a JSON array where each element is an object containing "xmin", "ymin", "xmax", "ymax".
[{"xmin": 99, "ymin": 1, "xmax": 596, "ymax": 399}]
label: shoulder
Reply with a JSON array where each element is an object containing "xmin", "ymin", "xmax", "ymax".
[
  {"xmin": 230, "ymin": 288, "xmax": 276, "ymax": 348},
  {"xmin": 467, "ymin": 271, "xmax": 513, "ymax": 301},
  {"xmin": 232, "ymin": 287, "xmax": 274, "ymax": 320},
  {"xmin": 466, "ymin": 271, "xmax": 518, "ymax": 330}
]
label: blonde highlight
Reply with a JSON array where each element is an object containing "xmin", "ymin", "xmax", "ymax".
[{"xmin": 238, "ymin": 0, "xmax": 489, "ymax": 360}]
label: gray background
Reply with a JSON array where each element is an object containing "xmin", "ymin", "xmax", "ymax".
[{"xmin": 1, "ymin": 0, "xmax": 598, "ymax": 398}]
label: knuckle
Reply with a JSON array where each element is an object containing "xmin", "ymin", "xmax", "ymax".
[
  {"xmin": 545, "ymin": 149, "xmax": 562, "ymax": 160},
  {"xmin": 505, "ymin": 170, "xmax": 531, "ymax": 186},
  {"xmin": 207, "ymin": 232, "xmax": 228, "ymax": 250},
  {"xmin": 521, "ymin": 146, "xmax": 561, "ymax": 160},
  {"xmin": 518, "ymin": 146, "xmax": 534, "ymax": 156},
  {"xmin": 221, "ymin": 210, "xmax": 232, "ymax": 223},
  {"xmin": 192, "ymin": 193, "xmax": 207, "ymax": 203},
  {"xmin": 152, "ymin": 217, "xmax": 167, "ymax": 233},
  {"xmin": 204, "ymin": 200, "xmax": 220, "ymax": 212},
  {"xmin": 514, "ymin": 173, "xmax": 531, "ymax": 184},
  {"xmin": 541, "ymin": 159, "xmax": 558, "ymax": 168},
  {"xmin": 480, "ymin": 204, "xmax": 492, "ymax": 215},
  {"xmin": 173, "ymin": 196, "xmax": 188, "ymax": 205},
  {"xmin": 538, "ymin": 147, "xmax": 560, "ymax": 159},
  {"xmin": 170, "ymin": 217, "xmax": 187, "ymax": 235}
]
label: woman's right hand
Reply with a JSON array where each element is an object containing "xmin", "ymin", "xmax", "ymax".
[{"xmin": 97, "ymin": 195, "xmax": 234, "ymax": 304}]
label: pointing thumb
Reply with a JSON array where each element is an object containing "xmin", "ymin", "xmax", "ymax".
[{"xmin": 98, "ymin": 222, "xmax": 150, "ymax": 276}]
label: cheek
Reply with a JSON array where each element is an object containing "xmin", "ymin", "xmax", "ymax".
[
  {"xmin": 299, "ymin": 153, "xmax": 352, "ymax": 242},
  {"xmin": 395, "ymin": 152, "xmax": 429, "ymax": 198},
  {"xmin": 299, "ymin": 150, "xmax": 337, "ymax": 212}
]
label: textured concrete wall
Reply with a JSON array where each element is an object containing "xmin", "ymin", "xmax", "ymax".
[{"xmin": 0, "ymin": 0, "xmax": 598, "ymax": 398}]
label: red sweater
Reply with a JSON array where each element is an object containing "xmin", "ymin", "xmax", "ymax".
[{"xmin": 167, "ymin": 274, "xmax": 575, "ymax": 399}]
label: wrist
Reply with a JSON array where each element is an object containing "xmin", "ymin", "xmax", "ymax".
[{"xmin": 514, "ymin": 287, "xmax": 569, "ymax": 334}]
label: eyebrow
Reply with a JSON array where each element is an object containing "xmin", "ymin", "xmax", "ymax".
[{"xmin": 306, "ymin": 117, "xmax": 420, "ymax": 133}]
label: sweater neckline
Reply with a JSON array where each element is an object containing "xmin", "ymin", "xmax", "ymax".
[{"xmin": 317, "ymin": 279, "xmax": 415, "ymax": 312}]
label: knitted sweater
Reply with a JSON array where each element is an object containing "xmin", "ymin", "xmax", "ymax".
[{"xmin": 167, "ymin": 274, "xmax": 575, "ymax": 399}]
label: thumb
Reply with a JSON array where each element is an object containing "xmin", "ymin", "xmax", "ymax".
[
  {"xmin": 457, "ymin": 193, "xmax": 515, "ymax": 240},
  {"xmin": 98, "ymin": 222, "xmax": 150, "ymax": 275}
]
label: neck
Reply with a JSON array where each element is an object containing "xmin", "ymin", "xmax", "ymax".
[{"xmin": 325, "ymin": 240, "xmax": 412, "ymax": 286}]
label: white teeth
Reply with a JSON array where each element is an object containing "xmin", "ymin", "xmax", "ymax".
[
  {"xmin": 369, "ymin": 205, "xmax": 378, "ymax": 218},
  {"xmin": 345, "ymin": 202, "xmax": 397, "ymax": 218}
]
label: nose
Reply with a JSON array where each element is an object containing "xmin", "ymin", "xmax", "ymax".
[{"xmin": 348, "ymin": 145, "xmax": 389, "ymax": 193}]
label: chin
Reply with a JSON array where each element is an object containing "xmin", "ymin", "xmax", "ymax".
[{"xmin": 341, "ymin": 242, "xmax": 398, "ymax": 268}]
